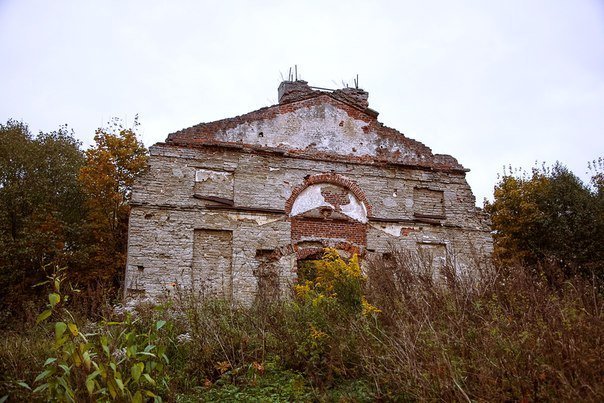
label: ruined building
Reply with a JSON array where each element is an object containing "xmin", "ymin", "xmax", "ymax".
[{"xmin": 124, "ymin": 80, "xmax": 492, "ymax": 301}]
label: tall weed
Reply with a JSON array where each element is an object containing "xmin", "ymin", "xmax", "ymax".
[{"xmin": 2, "ymin": 250, "xmax": 602, "ymax": 401}]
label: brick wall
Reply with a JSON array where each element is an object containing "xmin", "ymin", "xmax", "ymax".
[
  {"xmin": 125, "ymin": 143, "xmax": 492, "ymax": 302},
  {"xmin": 125, "ymin": 84, "xmax": 492, "ymax": 302},
  {"xmin": 413, "ymin": 187, "xmax": 445, "ymax": 217},
  {"xmin": 291, "ymin": 218, "xmax": 367, "ymax": 247}
]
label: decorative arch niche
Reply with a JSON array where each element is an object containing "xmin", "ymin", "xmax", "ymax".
[{"xmin": 286, "ymin": 174, "xmax": 370, "ymax": 260}]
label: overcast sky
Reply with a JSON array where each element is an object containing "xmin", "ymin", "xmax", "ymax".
[{"xmin": 1, "ymin": 0, "xmax": 603, "ymax": 205}]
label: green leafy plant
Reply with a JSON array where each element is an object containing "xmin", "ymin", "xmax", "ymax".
[{"xmin": 19, "ymin": 268, "xmax": 172, "ymax": 402}]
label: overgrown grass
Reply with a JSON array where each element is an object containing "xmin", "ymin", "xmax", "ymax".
[
  {"xmin": 362, "ymin": 250, "xmax": 604, "ymax": 400},
  {"xmin": 1, "ymin": 250, "xmax": 603, "ymax": 401}
]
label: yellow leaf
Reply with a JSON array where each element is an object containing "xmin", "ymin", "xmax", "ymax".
[{"xmin": 68, "ymin": 323, "xmax": 78, "ymax": 336}]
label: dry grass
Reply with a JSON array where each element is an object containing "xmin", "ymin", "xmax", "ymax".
[
  {"xmin": 362, "ymin": 249, "xmax": 604, "ymax": 401},
  {"xmin": 1, "ymin": 249, "xmax": 602, "ymax": 401}
]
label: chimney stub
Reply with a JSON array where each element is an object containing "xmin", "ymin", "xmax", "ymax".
[
  {"xmin": 277, "ymin": 80, "xmax": 371, "ymax": 111},
  {"xmin": 278, "ymin": 80, "xmax": 313, "ymax": 104}
]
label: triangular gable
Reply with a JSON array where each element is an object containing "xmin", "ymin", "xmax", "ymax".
[{"xmin": 165, "ymin": 90, "xmax": 465, "ymax": 172}]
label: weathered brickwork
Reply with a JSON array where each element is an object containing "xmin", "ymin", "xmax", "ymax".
[
  {"xmin": 413, "ymin": 187, "xmax": 445, "ymax": 218},
  {"xmin": 124, "ymin": 81, "xmax": 493, "ymax": 302},
  {"xmin": 192, "ymin": 229, "xmax": 233, "ymax": 298}
]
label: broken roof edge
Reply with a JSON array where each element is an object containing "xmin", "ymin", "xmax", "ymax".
[
  {"xmin": 150, "ymin": 141, "xmax": 470, "ymax": 174},
  {"xmin": 277, "ymin": 82, "xmax": 380, "ymax": 117},
  {"xmin": 163, "ymin": 81, "xmax": 467, "ymax": 172},
  {"xmin": 165, "ymin": 91, "xmax": 378, "ymax": 142}
]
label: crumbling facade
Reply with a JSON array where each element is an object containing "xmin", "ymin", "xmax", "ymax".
[{"xmin": 124, "ymin": 80, "xmax": 492, "ymax": 301}]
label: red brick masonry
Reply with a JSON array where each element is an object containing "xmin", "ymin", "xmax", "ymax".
[{"xmin": 285, "ymin": 173, "xmax": 373, "ymax": 217}]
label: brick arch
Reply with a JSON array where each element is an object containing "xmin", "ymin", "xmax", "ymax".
[
  {"xmin": 294, "ymin": 242, "xmax": 364, "ymax": 261},
  {"xmin": 284, "ymin": 173, "xmax": 372, "ymax": 216},
  {"xmin": 296, "ymin": 247, "xmax": 325, "ymax": 261}
]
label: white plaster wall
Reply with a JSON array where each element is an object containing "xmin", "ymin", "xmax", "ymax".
[{"xmin": 219, "ymin": 104, "xmax": 419, "ymax": 160}]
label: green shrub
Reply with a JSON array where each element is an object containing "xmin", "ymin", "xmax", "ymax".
[{"xmin": 15, "ymin": 268, "xmax": 173, "ymax": 402}]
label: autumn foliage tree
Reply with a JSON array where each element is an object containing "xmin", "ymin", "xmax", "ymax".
[
  {"xmin": 485, "ymin": 162, "xmax": 604, "ymax": 281},
  {"xmin": 79, "ymin": 116, "xmax": 148, "ymax": 288},
  {"xmin": 0, "ymin": 117, "xmax": 148, "ymax": 325}
]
